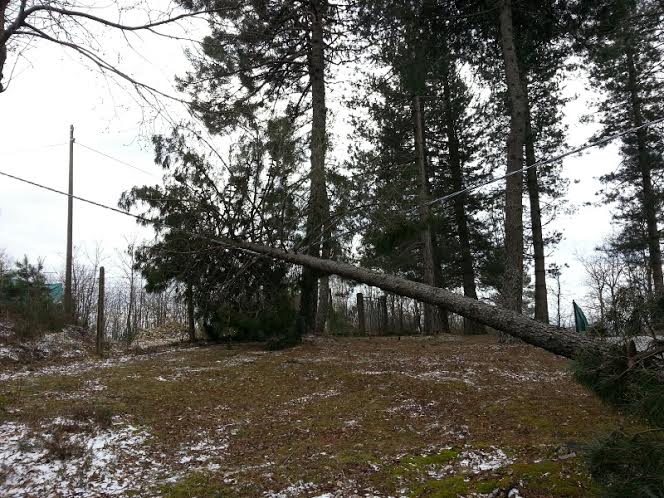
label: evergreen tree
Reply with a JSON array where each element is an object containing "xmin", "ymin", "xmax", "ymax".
[
  {"xmin": 467, "ymin": 0, "xmax": 571, "ymax": 319},
  {"xmin": 120, "ymin": 118, "xmax": 306, "ymax": 342},
  {"xmin": 176, "ymin": 0, "xmax": 352, "ymax": 334},
  {"xmin": 350, "ymin": 0, "xmax": 500, "ymax": 333},
  {"xmin": 577, "ymin": 0, "xmax": 664, "ymax": 302}
]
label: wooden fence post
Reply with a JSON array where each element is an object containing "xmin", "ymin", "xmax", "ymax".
[
  {"xmin": 357, "ymin": 292, "xmax": 365, "ymax": 335},
  {"xmin": 96, "ymin": 266, "xmax": 105, "ymax": 356},
  {"xmin": 379, "ymin": 295, "xmax": 388, "ymax": 334}
]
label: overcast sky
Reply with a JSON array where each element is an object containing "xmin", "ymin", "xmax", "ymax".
[{"xmin": 0, "ymin": 6, "xmax": 622, "ymax": 323}]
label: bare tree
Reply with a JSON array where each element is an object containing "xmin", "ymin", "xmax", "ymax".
[
  {"xmin": 578, "ymin": 245, "xmax": 625, "ymax": 330},
  {"xmin": 0, "ymin": 1, "xmax": 212, "ymax": 95}
]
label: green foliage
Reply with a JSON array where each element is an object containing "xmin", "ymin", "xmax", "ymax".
[
  {"xmin": 574, "ymin": 344, "xmax": 664, "ymax": 497},
  {"xmin": 204, "ymin": 292, "xmax": 297, "ymax": 343},
  {"xmin": 573, "ymin": 346, "xmax": 664, "ymax": 427},
  {"xmin": 0, "ymin": 256, "xmax": 65, "ymax": 339},
  {"xmin": 587, "ymin": 431, "xmax": 664, "ymax": 498}
]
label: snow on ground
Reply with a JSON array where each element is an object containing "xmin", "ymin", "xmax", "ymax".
[
  {"xmin": 0, "ymin": 418, "xmax": 159, "ymax": 497},
  {"xmin": 458, "ymin": 448, "xmax": 513, "ymax": 474},
  {"xmin": 0, "ymin": 345, "xmax": 202, "ymax": 382},
  {"xmin": 0, "ymin": 416, "xmax": 237, "ymax": 497}
]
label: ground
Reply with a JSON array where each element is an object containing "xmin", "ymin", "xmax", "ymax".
[{"xmin": 0, "ymin": 334, "xmax": 643, "ymax": 497}]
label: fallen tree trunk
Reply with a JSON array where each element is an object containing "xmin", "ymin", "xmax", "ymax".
[{"xmin": 220, "ymin": 237, "xmax": 604, "ymax": 359}]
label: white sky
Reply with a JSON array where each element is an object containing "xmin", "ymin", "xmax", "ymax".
[{"xmin": 0, "ymin": 6, "xmax": 623, "ymax": 324}]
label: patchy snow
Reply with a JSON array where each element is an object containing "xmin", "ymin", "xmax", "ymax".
[
  {"xmin": 0, "ymin": 345, "xmax": 199, "ymax": 382},
  {"xmin": 266, "ymin": 480, "xmax": 318, "ymax": 497},
  {"xmin": 458, "ymin": 448, "xmax": 513, "ymax": 474},
  {"xmin": 0, "ymin": 418, "xmax": 163, "ymax": 497},
  {"xmin": 287, "ymin": 389, "xmax": 340, "ymax": 405}
]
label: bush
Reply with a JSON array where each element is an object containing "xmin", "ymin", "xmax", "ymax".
[
  {"xmin": 574, "ymin": 345, "xmax": 664, "ymax": 497},
  {"xmin": 0, "ymin": 257, "xmax": 66, "ymax": 339},
  {"xmin": 573, "ymin": 345, "xmax": 664, "ymax": 427},
  {"xmin": 587, "ymin": 431, "xmax": 664, "ymax": 498},
  {"xmin": 203, "ymin": 291, "xmax": 297, "ymax": 343}
]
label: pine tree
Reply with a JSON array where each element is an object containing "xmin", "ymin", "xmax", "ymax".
[
  {"xmin": 349, "ymin": 0, "xmax": 499, "ymax": 333},
  {"xmin": 467, "ymin": 0, "xmax": 571, "ymax": 319},
  {"xmin": 578, "ymin": 0, "xmax": 664, "ymax": 301},
  {"xmin": 120, "ymin": 119, "xmax": 305, "ymax": 341},
  {"xmin": 175, "ymin": 0, "xmax": 351, "ymax": 335}
]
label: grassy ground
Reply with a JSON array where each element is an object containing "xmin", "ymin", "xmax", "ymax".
[{"xmin": 0, "ymin": 335, "xmax": 643, "ymax": 497}]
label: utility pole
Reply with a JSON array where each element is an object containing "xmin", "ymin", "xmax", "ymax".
[
  {"xmin": 64, "ymin": 124, "xmax": 75, "ymax": 321},
  {"xmin": 96, "ymin": 266, "xmax": 105, "ymax": 356}
]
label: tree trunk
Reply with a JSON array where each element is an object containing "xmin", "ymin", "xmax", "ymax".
[
  {"xmin": 314, "ymin": 273, "xmax": 330, "ymax": 334},
  {"xmin": 217, "ymin": 236, "xmax": 605, "ymax": 358},
  {"xmin": 441, "ymin": 69, "xmax": 484, "ymax": 335},
  {"xmin": 499, "ymin": 0, "xmax": 527, "ymax": 314},
  {"xmin": 357, "ymin": 292, "xmax": 366, "ymax": 334},
  {"xmin": 524, "ymin": 83, "xmax": 549, "ymax": 323},
  {"xmin": 626, "ymin": 48, "xmax": 664, "ymax": 296},
  {"xmin": 300, "ymin": 0, "xmax": 331, "ymax": 334},
  {"xmin": 413, "ymin": 95, "xmax": 450, "ymax": 333},
  {"xmin": 187, "ymin": 283, "xmax": 195, "ymax": 342},
  {"xmin": 0, "ymin": 1, "xmax": 8, "ymax": 93}
]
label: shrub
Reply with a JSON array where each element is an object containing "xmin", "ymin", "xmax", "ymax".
[
  {"xmin": 0, "ymin": 257, "xmax": 66, "ymax": 339},
  {"xmin": 587, "ymin": 431, "xmax": 664, "ymax": 498},
  {"xmin": 574, "ymin": 345, "xmax": 664, "ymax": 497}
]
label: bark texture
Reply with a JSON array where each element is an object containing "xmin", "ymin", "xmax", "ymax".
[
  {"xmin": 413, "ymin": 95, "xmax": 449, "ymax": 333},
  {"xmin": 300, "ymin": 0, "xmax": 331, "ymax": 334},
  {"xmin": 626, "ymin": 47, "xmax": 664, "ymax": 295},
  {"xmin": 499, "ymin": 0, "xmax": 527, "ymax": 314},
  {"xmin": 524, "ymin": 83, "xmax": 549, "ymax": 323},
  {"xmin": 187, "ymin": 283, "xmax": 195, "ymax": 342},
  {"xmin": 441, "ymin": 71, "xmax": 484, "ymax": 334},
  {"xmin": 219, "ymin": 236, "xmax": 605, "ymax": 359}
]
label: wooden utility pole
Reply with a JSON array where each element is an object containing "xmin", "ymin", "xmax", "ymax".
[
  {"xmin": 96, "ymin": 266, "xmax": 105, "ymax": 356},
  {"xmin": 64, "ymin": 124, "xmax": 75, "ymax": 321},
  {"xmin": 357, "ymin": 292, "xmax": 366, "ymax": 335}
]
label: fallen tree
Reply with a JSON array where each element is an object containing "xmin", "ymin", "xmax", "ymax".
[{"xmin": 219, "ymin": 237, "xmax": 604, "ymax": 359}]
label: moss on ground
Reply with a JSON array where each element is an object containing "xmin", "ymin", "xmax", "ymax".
[
  {"xmin": 0, "ymin": 336, "xmax": 643, "ymax": 497},
  {"xmin": 160, "ymin": 473, "xmax": 233, "ymax": 498}
]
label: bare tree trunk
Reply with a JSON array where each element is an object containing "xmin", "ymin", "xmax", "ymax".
[
  {"xmin": 499, "ymin": 0, "xmax": 527, "ymax": 314},
  {"xmin": 187, "ymin": 283, "xmax": 195, "ymax": 342},
  {"xmin": 413, "ymin": 95, "xmax": 450, "ymax": 333},
  {"xmin": 524, "ymin": 82, "xmax": 549, "ymax": 323},
  {"xmin": 441, "ymin": 70, "xmax": 483, "ymax": 335},
  {"xmin": 0, "ymin": 1, "xmax": 7, "ymax": 92},
  {"xmin": 357, "ymin": 292, "xmax": 366, "ymax": 334},
  {"xmin": 300, "ymin": 0, "xmax": 330, "ymax": 335},
  {"xmin": 216, "ymin": 236, "xmax": 605, "ymax": 358},
  {"xmin": 315, "ymin": 273, "xmax": 330, "ymax": 334},
  {"xmin": 379, "ymin": 295, "xmax": 388, "ymax": 334},
  {"xmin": 626, "ymin": 48, "xmax": 664, "ymax": 296}
]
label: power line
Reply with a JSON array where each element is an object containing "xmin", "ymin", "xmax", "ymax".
[
  {"xmin": 417, "ymin": 115, "xmax": 664, "ymax": 212},
  {"xmin": 2, "ymin": 114, "xmax": 664, "ymax": 266},
  {"xmin": 0, "ymin": 168, "xmax": 253, "ymax": 257},
  {"xmin": 76, "ymin": 142, "xmax": 160, "ymax": 178},
  {"xmin": 304, "ymin": 114, "xmax": 664, "ymax": 252},
  {"xmin": 1, "ymin": 142, "xmax": 68, "ymax": 156}
]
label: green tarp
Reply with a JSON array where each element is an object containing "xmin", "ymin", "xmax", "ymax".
[{"xmin": 573, "ymin": 300, "xmax": 589, "ymax": 333}]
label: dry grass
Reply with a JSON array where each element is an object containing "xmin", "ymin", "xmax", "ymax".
[{"xmin": 0, "ymin": 335, "xmax": 644, "ymax": 497}]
